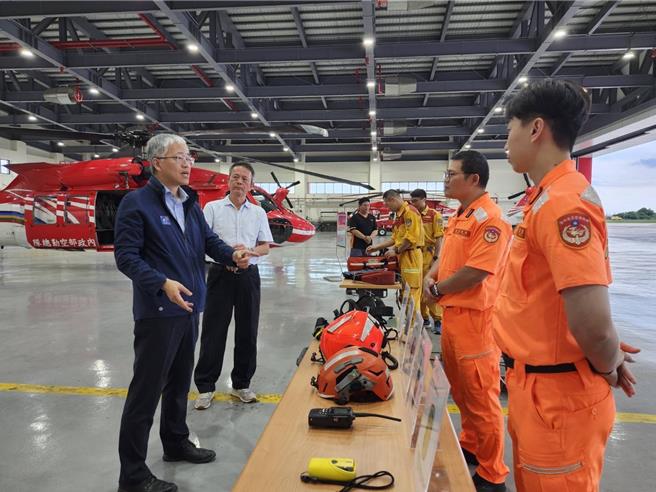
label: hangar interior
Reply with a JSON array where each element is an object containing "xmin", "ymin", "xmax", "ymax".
[{"xmin": 0, "ymin": 1, "xmax": 655, "ymax": 492}]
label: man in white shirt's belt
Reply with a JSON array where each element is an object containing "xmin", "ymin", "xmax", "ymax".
[{"xmin": 194, "ymin": 162, "xmax": 273, "ymax": 407}]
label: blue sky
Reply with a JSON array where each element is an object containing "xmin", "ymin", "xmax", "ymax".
[{"xmin": 592, "ymin": 138, "xmax": 656, "ymax": 215}]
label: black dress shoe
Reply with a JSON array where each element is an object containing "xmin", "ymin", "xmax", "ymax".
[
  {"xmin": 118, "ymin": 475, "xmax": 178, "ymax": 492},
  {"xmin": 163, "ymin": 439, "xmax": 216, "ymax": 464},
  {"xmin": 461, "ymin": 447, "xmax": 479, "ymax": 466},
  {"xmin": 472, "ymin": 473, "xmax": 506, "ymax": 492}
]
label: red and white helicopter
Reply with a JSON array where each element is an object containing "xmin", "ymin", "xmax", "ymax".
[{"xmin": 0, "ymin": 126, "xmax": 373, "ymax": 251}]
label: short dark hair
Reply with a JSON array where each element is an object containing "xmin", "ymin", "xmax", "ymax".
[
  {"xmin": 382, "ymin": 189, "xmax": 401, "ymax": 200},
  {"xmin": 229, "ymin": 161, "xmax": 255, "ymax": 179},
  {"xmin": 505, "ymin": 79, "xmax": 591, "ymax": 151},
  {"xmin": 410, "ymin": 189, "xmax": 426, "ymax": 199},
  {"xmin": 358, "ymin": 197, "xmax": 370, "ymax": 206},
  {"xmin": 451, "ymin": 150, "xmax": 489, "ymax": 189}
]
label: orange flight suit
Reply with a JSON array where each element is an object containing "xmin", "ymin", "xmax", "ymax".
[
  {"xmin": 494, "ymin": 160, "xmax": 615, "ymax": 492},
  {"xmin": 419, "ymin": 206, "xmax": 444, "ymax": 322},
  {"xmin": 392, "ymin": 202, "xmax": 424, "ymax": 310},
  {"xmin": 434, "ymin": 192, "xmax": 511, "ymax": 485}
]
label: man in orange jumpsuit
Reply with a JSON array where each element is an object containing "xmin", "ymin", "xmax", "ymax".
[
  {"xmin": 409, "ymin": 188, "xmax": 444, "ymax": 333},
  {"xmin": 494, "ymin": 79, "xmax": 639, "ymax": 492},
  {"xmin": 424, "ymin": 151, "xmax": 511, "ymax": 491},
  {"xmin": 367, "ymin": 189, "xmax": 423, "ymax": 309}
]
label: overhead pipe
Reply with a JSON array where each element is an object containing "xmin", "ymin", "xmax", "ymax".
[{"xmin": 0, "ymin": 14, "xmax": 174, "ymax": 52}]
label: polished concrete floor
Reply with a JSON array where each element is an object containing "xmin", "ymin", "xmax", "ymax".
[{"xmin": 0, "ymin": 228, "xmax": 654, "ymax": 492}]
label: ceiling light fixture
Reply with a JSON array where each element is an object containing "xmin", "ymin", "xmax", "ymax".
[
  {"xmin": 293, "ymin": 157, "xmax": 299, "ymax": 163},
  {"xmin": 553, "ymin": 29, "xmax": 567, "ymax": 39},
  {"xmin": 372, "ymin": 145, "xmax": 378, "ymax": 151},
  {"xmin": 369, "ymin": 110, "xmax": 376, "ymax": 117},
  {"xmin": 136, "ymin": 113, "xmax": 145, "ymax": 121},
  {"xmin": 478, "ymin": 129, "xmax": 485, "ymax": 134},
  {"xmin": 518, "ymin": 76, "xmax": 528, "ymax": 83},
  {"xmin": 28, "ymin": 115, "xmax": 37, "ymax": 121},
  {"xmin": 494, "ymin": 106, "xmax": 503, "ymax": 113},
  {"xmin": 250, "ymin": 112, "xmax": 258, "ymax": 119},
  {"xmin": 269, "ymin": 132, "xmax": 276, "ymax": 138},
  {"xmin": 57, "ymin": 141, "xmax": 64, "ymax": 147},
  {"xmin": 19, "ymin": 48, "xmax": 34, "ymax": 58},
  {"xmin": 366, "ymin": 80, "xmax": 375, "ymax": 89},
  {"xmin": 464, "ymin": 144, "xmax": 471, "ymax": 149},
  {"xmin": 283, "ymin": 146, "xmax": 289, "ymax": 152},
  {"xmin": 89, "ymin": 88, "xmax": 100, "ymax": 95},
  {"xmin": 363, "ymin": 36, "xmax": 375, "ymax": 47},
  {"xmin": 225, "ymin": 83, "xmax": 235, "ymax": 92},
  {"xmin": 112, "ymin": 147, "xmax": 118, "ymax": 152},
  {"xmin": 214, "ymin": 158, "xmax": 221, "ymax": 163},
  {"xmin": 187, "ymin": 43, "xmax": 199, "ymax": 53},
  {"xmin": 93, "ymin": 154, "xmax": 100, "ymax": 158},
  {"xmin": 622, "ymin": 51, "xmax": 635, "ymax": 60}
]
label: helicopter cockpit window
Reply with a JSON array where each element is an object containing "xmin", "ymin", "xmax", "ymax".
[
  {"xmin": 33, "ymin": 196, "xmax": 57, "ymax": 225},
  {"xmin": 250, "ymin": 189, "xmax": 278, "ymax": 212}
]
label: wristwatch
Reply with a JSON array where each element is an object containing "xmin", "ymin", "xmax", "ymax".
[{"xmin": 429, "ymin": 283, "xmax": 442, "ymax": 298}]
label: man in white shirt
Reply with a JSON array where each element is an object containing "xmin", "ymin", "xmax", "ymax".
[{"xmin": 194, "ymin": 162, "xmax": 273, "ymax": 408}]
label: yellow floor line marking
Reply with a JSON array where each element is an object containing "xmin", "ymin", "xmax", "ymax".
[{"xmin": 1, "ymin": 383, "xmax": 654, "ymax": 424}]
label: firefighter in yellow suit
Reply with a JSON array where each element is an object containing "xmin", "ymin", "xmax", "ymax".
[
  {"xmin": 409, "ymin": 188, "xmax": 444, "ymax": 332},
  {"xmin": 367, "ymin": 189, "xmax": 424, "ymax": 309}
]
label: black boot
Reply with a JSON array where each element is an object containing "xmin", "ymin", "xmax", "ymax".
[
  {"xmin": 118, "ymin": 475, "xmax": 177, "ymax": 492},
  {"xmin": 472, "ymin": 473, "xmax": 506, "ymax": 492},
  {"xmin": 163, "ymin": 439, "xmax": 216, "ymax": 464}
]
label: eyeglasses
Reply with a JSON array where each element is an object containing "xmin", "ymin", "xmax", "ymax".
[
  {"xmin": 443, "ymin": 171, "xmax": 470, "ymax": 181},
  {"xmin": 156, "ymin": 154, "xmax": 195, "ymax": 164}
]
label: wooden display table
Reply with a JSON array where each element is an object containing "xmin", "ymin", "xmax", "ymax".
[
  {"xmin": 233, "ymin": 341, "xmax": 474, "ymax": 491},
  {"xmin": 339, "ymin": 279, "xmax": 402, "ymax": 292}
]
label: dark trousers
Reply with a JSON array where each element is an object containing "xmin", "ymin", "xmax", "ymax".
[
  {"xmin": 118, "ymin": 314, "xmax": 199, "ymax": 486},
  {"xmin": 194, "ymin": 264, "xmax": 260, "ymax": 393}
]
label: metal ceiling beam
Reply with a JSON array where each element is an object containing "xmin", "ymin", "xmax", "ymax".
[
  {"xmin": 0, "ymin": 19, "xmax": 159, "ymax": 119},
  {"xmin": 422, "ymin": 0, "xmax": 454, "ymax": 113},
  {"xmin": 7, "ymin": 74, "xmax": 646, "ymax": 103},
  {"xmin": 3, "ymin": 33, "xmax": 654, "ymax": 71},
  {"xmin": 0, "ymin": 18, "xmax": 223, "ymax": 156},
  {"xmin": 290, "ymin": 5, "xmax": 327, "ymax": 112},
  {"xmin": 0, "ymin": 1, "xmax": 334, "ymax": 18},
  {"xmin": 69, "ymin": 16, "xmax": 158, "ymax": 88},
  {"xmin": 362, "ymin": 0, "xmax": 377, "ymax": 161},
  {"xmin": 550, "ymin": 0, "xmax": 619, "ymax": 75},
  {"xmin": 0, "ymin": 102, "xmax": 610, "ymax": 125},
  {"xmin": 57, "ymin": 141, "xmax": 507, "ymax": 154},
  {"xmin": 217, "ymin": 10, "xmax": 265, "ymax": 86},
  {"xmin": 155, "ymin": 0, "xmax": 298, "ymax": 160},
  {"xmin": 462, "ymin": 1, "xmax": 584, "ymax": 150}
]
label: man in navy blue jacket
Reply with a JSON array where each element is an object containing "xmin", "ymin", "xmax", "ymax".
[{"xmin": 114, "ymin": 134, "xmax": 255, "ymax": 492}]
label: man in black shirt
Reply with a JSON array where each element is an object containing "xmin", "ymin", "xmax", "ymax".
[{"xmin": 347, "ymin": 197, "xmax": 377, "ymax": 256}]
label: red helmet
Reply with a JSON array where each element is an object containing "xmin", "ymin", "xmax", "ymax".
[
  {"xmin": 319, "ymin": 310, "xmax": 385, "ymax": 361},
  {"xmin": 311, "ymin": 346, "xmax": 394, "ymax": 404}
]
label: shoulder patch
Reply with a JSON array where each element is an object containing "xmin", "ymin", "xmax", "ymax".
[
  {"xmin": 405, "ymin": 218, "xmax": 412, "ymax": 227},
  {"xmin": 473, "ymin": 207, "xmax": 488, "ymax": 223},
  {"xmin": 580, "ymin": 185, "xmax": 603, "ymax": 208},
  {"xmin": 532, "ymin": 189, "xmax": 550, "ymax": 214},
  {"xmin": 484, "ymin": 226, "xmax": 501, "ymax": 243},
  {"xmin": 557, "ymin": 213, "xmax": 591, "ymax": 248}
]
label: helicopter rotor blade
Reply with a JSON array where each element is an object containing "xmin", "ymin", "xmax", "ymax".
[
  {"xmin": 339, "ymin": 192, "xmax": 383, "ymax": 207},
  {"xmin": 507, "ymin": 190, "xmax": 526, "ymax": 200},
  {"xmin": 227, "ymin": 155, "xmax": 374, "ymax": 191},
  {"xmin": 286, "ymin": 180, "xmax": 301, "ymax": 189},
  {"xmin": 270, "ymin": 171, "xmax": 283, "ymax": 188}
]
